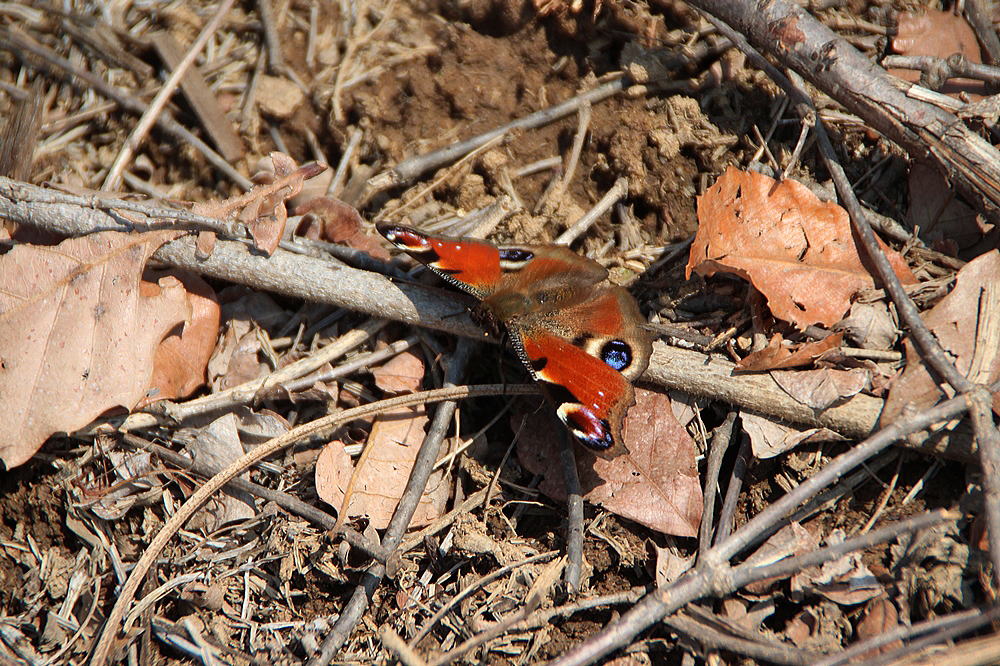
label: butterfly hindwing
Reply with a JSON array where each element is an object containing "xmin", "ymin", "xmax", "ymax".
[{"xmin": 511, "ymin": 327, "xmax": 636, "ymax": 457}]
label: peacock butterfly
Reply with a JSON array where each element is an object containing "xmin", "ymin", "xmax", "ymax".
[{"xmin": 377, "ymin": 223, "xmax": 652, "ymax": 458}]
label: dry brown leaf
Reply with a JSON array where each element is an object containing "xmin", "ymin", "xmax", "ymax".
[
  {"xmin": 295, "ymin": 197, "xmax": 391, "ymax": 260},
  {"xmin": 372, "ymin": 350, "xmax": 425, "ymax": 395},
  {"xmin": 0, "ymin": 230, "xmax": 187, "ymax": 469},
  {"xmin": 139, "ymin": 269, "xmax": 220, "ymax": 408},
  {"xmin": 184, "ymin": 413, "xmax": 256, "ymax": 531},
  {"xmin": 207, "ymin": 318, "xmax": 266, "ymax": 392},
  {"xmin": 315, "ymin": 407, "xmax": 449, "ymax": 529},
  {"xmin": 791, "ymin": 530, "xmax": 883, "ymax": 605},
  {"xmin": 742, "ymin": 412, "xmax": 845, "ymax": 459},
  {"xmin": 906, "ymin": 160, "xmax": 983, "ymax": 253},
  {"xmin": 196, "ymin": 153, "xmax": 324, "ymax": 256},
  {"xmin": 687, "ymin": 168, "xmax": 916, "ymax": 328},
  {"xmin": 84, "ymin": 450, "xmax": 160, "ymax": 521},
  {"xmin": 771, "ymin": 367, "xmax": 869, "ymax": 410},
  {"xmin": 891, "ymin": 10, "xmax": 985, "ymax": 99},
  {"xmin": 742, "ymin": 522, "xmax": 819, "ymax": 595},
  {"xmin": 735, "ymin": 332, "xmax": 844, "ymax": 372},
  {"xmin": 856, "ymin": 597, "xmax": 903, "ymax": 656},
  {"xmin": 835, "ymin": 301, "xmax": 899, "ymax": 350},
  {"xmin": 516, "ymin": 388, "xmax": 703, "ymax": 537},
  {"xmin": 653, "ymin": 544, "xmax": 694, "ymax": 587},
  {"xmin": 882, "ymin": 251, "xmax": 1000, "ymax": 427}
]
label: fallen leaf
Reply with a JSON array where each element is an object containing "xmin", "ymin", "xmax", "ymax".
[
  {"xmin": 792, "ymin": 529, "xmax": 883, "ymax": 605},
  {"xmin": 0, "ymin": 230, "xmax": 187, "ymax": 469},
  {"xmin": 687, "ymin": 168, "xmax": 916, "ymax": 328},
  {"xmin": 516, "ymin": 389, "xmax": 703, "ymax": 537},
  {"xmin": 771, "ymin": 367, "xmax": 869, "ymax": 410},
  {"xmin": 906, "ymin": 160, "xmax": 983, "ymax": 252},
  {"xmin": 742, "ymin": 412, "xmax": 845, "ymax": 459},
  {"xmin": 856, "ymin": 597, "xmax": 903, "ymax": 656},
  {"xmin": 372, "ymin": 350, "xmax": 425, "ymax": 395},
  {"xmin": 742, "ymin": 522, "xmax": 819, "ymax": 595},
  {"xmin": 207, "ymin": 318, "xmax": 266, "ymax": 392},
  {"xmin": 231, "ymin": 406, "xmax": 290, "ymax": 443},
  {"xmin": 184, "ymin": 413, "xmax": 256, "ymax": 531},
  {"xmin": 736, "ymin": 332, "xmax": 844, "ymax": 372},
  {"xmin": 835, "ymin": 301, "xmax": 899, "ymax": 350},
  {"xmin": 84, "ymin": 450, "xmax": 160, "ymax": 521},
  {"xmin": 196, "ymin": 153, "xmax": 323, "ymax": 256},
  {"xmin": 882, "ymin": 251, "xmax": 1000, "ymax": 428},
  {"xmin": 139, "ymin": 269, "xmax": 220, "ymax": 408},
  {"xmin": 295, "ymin": 197, "xmax": 391, "ymax": 260},
  {"xmin": 315, "ymin": 407, "xmax": 449, "ymax": 529},
  {"xmin": 783, "ymin": 604, "xmax": 849, "ymax": 653},
  {"xmin": 891, "ymin": 10, "xmax": 985, "ymax": 99},
  {"xmin": 653, "ymin": 544, "xmax": 694, "ymax": 587}
]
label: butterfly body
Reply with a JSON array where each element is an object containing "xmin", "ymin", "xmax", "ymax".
[{"xmin": 377, "ymin": 223, "xmax": 652, "ymax": 457}]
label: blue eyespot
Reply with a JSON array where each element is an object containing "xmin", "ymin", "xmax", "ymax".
[{"xmin": 601, "ymin": 340, "xmax": 632, "ymax": 372}]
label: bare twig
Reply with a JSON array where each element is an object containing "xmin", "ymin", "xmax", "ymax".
[
  {"xmin": 664, "ymin": 609, "xmax": 820, "ymax": 664},
  {"xmin": 559, "ymin": 427, "xmax": 585, "ymax": 594},
  {"xmin": 368, "ymin": 77, "xmax": 626, "ymax": 191},
  {"xmin": 547, "ymin": 394, "xmax": 972, "ymax": 665},
  {"xmin": 815, "ymin": 606, "xmax": 1000, "ymax": 666},
  {"xmin": 405, "ymin": 551, "xmax": 560, "ymax": 648},
  {"xmin": 121, "ymin": 433, "xmax": 388, "ymax": 561},
  {"xmin": 699, "ymin": 410, "xmax": 738, "ymax": 560},
  {"xmin": 307, "ymin": 340, "xmax": 475, "ymax": 665},
  {"xmin": 677, "ymin": 0, "xmax": 1000, "ymax": 223},
  {"xmin": 556, "ymin": 177, "xmax": 629, "ymax": 246},
  {"xmin": 882, "ymin": 54, "xmax": 1000, "ymax": 88},
  {"xmin": 3, "ymin": 183, "xmax": 978, "ymax": 459},
  {"xmin": 963, "ymin": 0, "xmax": 1000, "ymax": 65}
]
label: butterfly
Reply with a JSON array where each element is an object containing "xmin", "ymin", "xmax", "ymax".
[{"xmin": 377, "ymin": 223, "xmax": 652, "ymax": 458}]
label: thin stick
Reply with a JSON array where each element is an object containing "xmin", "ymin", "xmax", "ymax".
[
  {"xmin": 369, "ymin": 77, "xmax": 626, "ymax": 190},
  {"xmin": 406, "ymin": 551, "xmax": 559, "ymax": 648},
  {"xmin": 327, "ymin": 126, "xmax": 363, "ymax": 197},
  {"xmin": 555, "ymin": 177, "xmax": 628, "ymax": 245},
  {"xmin": 0, "ymin": 28, "xmax": 250, "ymax": 190},
  {"xmin": 559, "ymin": 427, "xmax": 584, "ymax": 594},
  {"xmin": 546, "ymin": 394, "xmax": 972, "ymax": 666},
  {"xmin": 699, "ymin": 411, "xmax": 737, "ymax": 560},
  {"xmin": 122, "ymin": 433, "xmax": 388, "ymax": 561},
  {"xmin": 307, "ymin": 340, "xmax": 475, "ymax": 665},
  {"xmin": 714, "ymin": 432, "xmax": 749, "ymax": 546}
]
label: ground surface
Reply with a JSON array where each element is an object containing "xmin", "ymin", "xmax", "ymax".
[{"xmin": 0, "ymin": 0, "xmax": 996, "ymax": 664}]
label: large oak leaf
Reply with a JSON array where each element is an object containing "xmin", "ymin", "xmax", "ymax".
[{"xmin": 0, "ymin": 231, "xmax": 187, "ymax": 469}]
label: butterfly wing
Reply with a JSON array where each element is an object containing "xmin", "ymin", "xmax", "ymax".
[
  {"xmin": 376, "ymin": 223, "xmax": 503, "ymax": 298},
  {"xmin": 511, "ymin": 286, "xmax": 652, "ymax": 457},
  {"xmin": 378, "ymin": 224, "xmax": 652, "ymax": 457}
]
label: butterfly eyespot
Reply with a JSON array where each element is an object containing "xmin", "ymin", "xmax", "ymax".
[
  {"xmin": 499, "ymin": 248, "xmax": 534, "ymax": 262},
  {"xmin": 498, "ymin": 248, "xmax": 535, "ymax": 270},
  {"xmin": 600, "ymin": 339, "xmax": 633, "ymax": 372}
]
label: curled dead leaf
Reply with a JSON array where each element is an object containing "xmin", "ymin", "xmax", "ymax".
[{"xmin": 688, "ymin": 168, "xmax": 916, "ymax": 329}]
